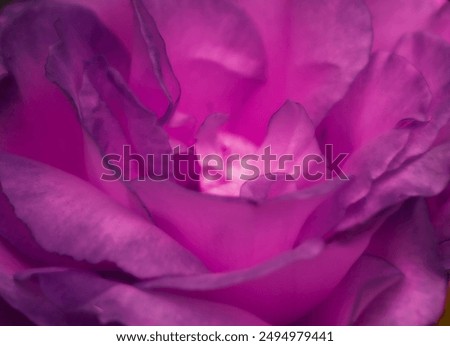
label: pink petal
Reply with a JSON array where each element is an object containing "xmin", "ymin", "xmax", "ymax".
[
  {"xmin": 54, "ymin": 0, "xmax": 179, "ymax": 123},
  {"xmin": 46, "ymin": 11, "xmax": 170, "ymax": 159},
  {"xmin": 0, "ymin": 239, "xmax": 64, "ymax": 325},
  {"xmin": 240, "ymin": 174, "xmax": 300, "ymax": 201},
  {"xmin": 240, "ymin": 101, "xmax": 325, "ymax": 198},
  {"xmin": 129, "ymin": 0, "xmax": 180, "ymax": 123},
  {"xmin": 0, "ymin": 2, "xmax": 89, "ymax": 178},
  {"xmin": 260, "ymin": 101, "xmax": 320, "ymax": 165},
  {"xmin": 139, "ymin": 217, "xmax": 386, "ymax": 324},
  {"xmin": 1, "ymin": 184, "xmax": 91, "ymax": 268},
  {"xmin": 232, "ymin": 0, "xmax": 372, "ymax": 141},
  {"xmin": 338, "ymin": 143, "xmax": 450, "ymax": 230},
  {"xmin": 429, "ymin": 3, "xmax": 450, "ymax": 43},
  {"xmin": 195, "ymin": 101, "xmax": 321, "ymax": 196},
  {"xmin": 299, "ymin": 104, "xmax": 450, "ymax": 245},
  {"xmin": 46, "ymin": 22, "xmax": 174, "ymax": 205},
  {"xmin": 45, "ymin": 7, "xmax": 172, "ymax": 208},
  {"xmin": 395, "ymin": 32, "xmax": 450, "ymax": 94},
  {"xmin": 0, "ymin": 1, "xmax": 154, "ymax": 212},
  {"xmin": 300, "ymin": 255, "xmax": 402, "ymax": 325},
  {"xmin": 17, "ymin": 269, "xmax": 267, "ymax": 325},
  {"xmin": 0, "ymin": 153, "xmax": 206, "ymax": 279},
  {"xmin": 143, "ymin": 0, "xmax": 267, "ymax": 138},
  {"xmin": 53, "ymin": 0, "xmax": 135, "ymax": 53},
  {"xmin": 357, "ymin": 200, "xmax": 447, "ymax": 325},
  {"xmin": 303, "ymin": 201, "xmax": 447, "ymax": 325},
  {"xmin": 303, "ymin": 93, "xmax": 449, "ymax": 244},
  {"xmin": 195, "ymin": 113, "xmax": 258, "ymax": 196},
  {"xmin": 317, "ymin": 52, "xmax": 432, "ymax": 158},
  {"xmin": 364, "ymin": 0, "xmax": 445, "ymax": 51},
  {"xmin": 128, "ymin": 178, "xmax": 338, "ymax": 271}
]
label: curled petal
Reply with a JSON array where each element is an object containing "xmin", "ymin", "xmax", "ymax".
[
  {"xmin": 0, "ymin": 239, "xmax": 64, "ymax": 325},
  {"xmin": 338, "ymin": 143, "xmax": 450, "ymax": 230},
  {"xmin": 357, "ymin": 199, "xmax": 446, "ymax": 325},
  {"xmin": 0, "ymin": 2, "xmax": 92, "ymax": 177},
  {"xmin": 0, "ymin": 153, "xmax": 206, "ymax": 279},
  {"xmin": 300, "ymin": 255, "xmax": 402, "ymax": 325},
  {"xmin": 144, "ymin": 0, "xmax": 266, "ymax": 135},
  {"xmin": 138, "ymin": 214, "xmax": 390, "ymax": 324},
  {"xmin": 306, "ymin": 177, "xmax": 450, "ymax": 325},
  {"xmin": 46, "ymin": 12, "xmax": 170, "ymax": 159},
  {"xmin": 303, "ymin": 201, "xmax": 447, "ymax": 325},
  {"xmin": 196, "ymin": 101, "xmax": 322, "ymax": 196},
  {"xmin": 232, "ymin": 0, "xmax": 372, "ymax": 141},
  {"xmin": 317, "ymin": 52, "xmax": 432, "ymax": 158},
  {"xmin": 16, "ymin": 268, "xmax": 267, "ymax": 326},
  {"xmin": 129, "ymin": 0, "xmax": 180, "ymax": 123}
]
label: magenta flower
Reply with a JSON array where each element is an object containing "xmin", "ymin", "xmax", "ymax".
[{"xmin": 0, "ymin": 0, "xmax": 449, "ymax": 326}]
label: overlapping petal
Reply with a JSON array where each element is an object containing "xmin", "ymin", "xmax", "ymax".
[
  {"xmin": 128, "ymin": 178, "xmax": 337, "ymax": 271},
  {"xmin": 0, "ymin": 239, "xmax": 64, "ymax": 325},
  {"xmin": 0, "ymin": 153, "xmax": 206, "ymax": 279},
  {"xmin": 15, "ymin": 268, "xmax": 267, "ymax": 325},
  {"xmin": 231, "ymin": 0, "xmax": 372, "ymax": 141},
  {"xmin": 196, "ymin": 101, "xmax": 322, "ymax": 196},
  {"xmin": 0, "ymin": 0, "xmax": 449, "ymax": 327},
  {"xmin": 0, "ymin": 1, "xmax": 88, "ymax": 177},
  {"xmin": 143, "ymin": 0, "xmax": 266, "ymax": 138},
  {"xmin": 138, "ymin": 211, "xmax": 391, "ymax": 324},
  {"xmin": 302, "ymin": 199, "xmax": 447, "ymax": 325},
  {"xmin": 317, "ymin": 52, "xmax": 432, "ymax": 158}
]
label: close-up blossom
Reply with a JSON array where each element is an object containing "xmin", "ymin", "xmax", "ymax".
[{"xmin": 0, "ymin": 0, "xmax": 449, "ymax": 326}]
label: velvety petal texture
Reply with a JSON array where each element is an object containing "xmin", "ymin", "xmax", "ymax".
[
  {"xmin": 429, "ymin": 3, "xmax": 450, "ymax": 43},
  {"xmin": 0, "ymin": 0, "xmax": 449, "ymax": 327},
  {"xmin": 127, "ymin": 178, "xmax": 337, "ymax": 271},
  {"xmin": 144, "ymin": 0, "xmax": 266, "ymax": 135},
  {"xmin": 364, "ymin": 0, "xmax": 446, "ymax": 51},
  {"xmin": 138, "ymin": 218, "xmax": 384, "ymax": 324},
  {"xmin": 302, "ymin": 200, "xmax": 447, "ymax": 325},
  {"xmin": 230, "ymin": 0, "xmax": 373, "ymax": 141},
  {"xmin": 0, "ymin": 1, "xmax": 88, "ymax": 178},
  {"xmin": 317, "ymin": 52, "xmax": 432, "ymax": 157},
  {"xmin": 15, "ymin": 268, "xmax": 267, "ymax": 325},
  {"xmin": 0, "ymin": 153, "xmax": 206, "ymax": 279}
]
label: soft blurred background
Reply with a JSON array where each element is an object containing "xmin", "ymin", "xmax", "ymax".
[{"xmin": 0, "ymin": 0, "xmax": 449, "ymax": 327}]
